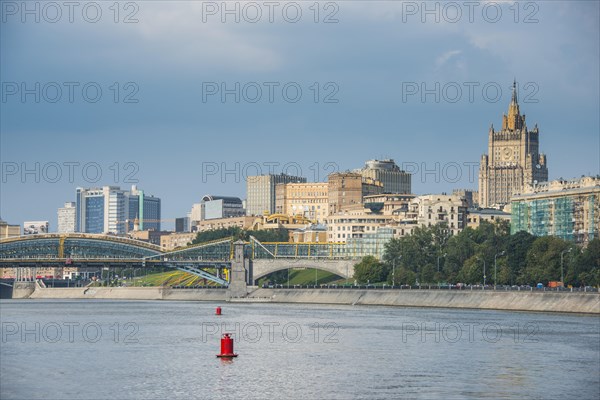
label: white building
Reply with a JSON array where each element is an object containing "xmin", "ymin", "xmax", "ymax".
[{"xmin": 57, "ymin": 202, "xmax": 76, "ymax": 233}]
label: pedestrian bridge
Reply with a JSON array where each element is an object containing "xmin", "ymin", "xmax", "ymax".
[{"xmin": 0, "ymin": 234, "xmax": 371, "ymax": 285}]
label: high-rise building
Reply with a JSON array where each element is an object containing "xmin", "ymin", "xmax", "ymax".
[
  {"xmin": 328, "ymin": 172, "xmax": 383, "ymax": 215},
  {"xmin": 358, "ymin": 159, "xmax": 411, "ymax": 194},
  {"xmin": 479, "ymin": 81, "xmax": 548, "ymax": 208},
  {"xmin": 246, "ymin": 174, "xmax": 306, "ymax": 216},
  {"xmin": 202, "ymin": 195, "xmax": 245, "ymax": 220},
  {"xmin": 275, "ymin": 182, "xmax": 329, "ymax": 222},
  {"xmin": 76, "ymin": 185, "xmax": 161, "ymax": 234},
  {"xmin": 127, "ymin": 185, "xmax": 161, "ymax": 231},
  {"xmin": 511, "ymin": 176, "xmax": 600, "ymax": 243},
  {"xmin": 57, "ymin": 202, "xmax": 77, "ymax": 233},
  {"xmin": 175, "ymin": 217, "xmax": 189, "ymax": 232}
]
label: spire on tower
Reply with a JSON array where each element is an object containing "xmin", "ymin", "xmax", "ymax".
[{"xmin": 511, "ymin": 79, "xmax": 518, "ymax": 104}]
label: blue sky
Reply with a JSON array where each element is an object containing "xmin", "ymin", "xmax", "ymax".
[{"xmin": 1, "ymin": 0, "xmax": 599, "ymax": 230}]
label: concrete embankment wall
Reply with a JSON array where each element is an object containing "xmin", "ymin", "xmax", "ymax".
[
  {"xmin": 250, "ymin": 288, "xmax": 600, "ymax": 314},
  {"xmin": 28, "ymin": 287, "xmax": 229, "ymax": 301},
  {"xmin": 19, "ymin": 286, "xmax": 600, "ymax": 314}
]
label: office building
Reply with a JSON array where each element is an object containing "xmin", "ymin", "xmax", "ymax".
[
  {"xmin": 76, "ymin": 185, "xmax": 161, "ymax": 235},
  {"xmin": 358, "ymin": 159, "xmax": 411, "ymax": 194},
  {"xmin": 202, "ymin": 195, "xmax": 245, "ymax": 220},
  {"xmin": 127, "ymin": 185, "xmax": 161, "ymax": 231},
  {"xmin": 328, "ymin": 172, "xmax": 383, "ymax": 215},
  {"xmin": 246, "ymin": 174, "xmax": 306, "ymax": 216}
]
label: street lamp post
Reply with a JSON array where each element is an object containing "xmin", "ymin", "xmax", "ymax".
[
  {"xmin": 477, "ymin": 257, "xmax": 486, "ymax": 287},
  {"xmin": 392, "ymin": 256, "xmax": 401, "ymax": 287},
  {"xmin": 437, "ymin": 253, "xmax": 447, "ymax": 273},
  {"xmin": 560, "ymin": 248, "xmax": 572, "ymax": 285},
  {"xmin": 494, "ymin": 251, "xmax": 505, "ymax": 290}
]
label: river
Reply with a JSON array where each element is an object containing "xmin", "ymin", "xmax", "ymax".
[{"xmin": 1, "ymin": 300, "xmax": 598, "ymax": 399}]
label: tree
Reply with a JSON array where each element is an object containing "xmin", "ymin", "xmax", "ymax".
[
  {"xmin": 192, "ymin": 227, "xmax": 241, "ymax": 244},
  {"xmin": 572, "ymin": 239, "xmax": 600, "ymax": 286},
  {"xmin": 389, "ymin": 267, "xmax": 416, "ymax": 285},
  {"xmin": 506, "ymin": 231, "xmax": 536, "ymax": 285},
  {"xmin": 248, "ymin": 228, "xmax": 289, "ymax": 242},
  {"xmin": 353, "ymin": 256, "xmax": 387, "ymax": 284},
  {"xmin": 419, "ymin": 264, "xmax": 435, "ymax": 284},
  {"xmin": 457, "ymin": 257, "xmax": 483, "ymax": 284},
  {"xmin": 522, "ymin": 236, "xmax": 571, "ymax": 285}
]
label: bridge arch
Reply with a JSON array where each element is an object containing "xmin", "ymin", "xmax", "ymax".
[
  {"xmin": 0, "ymin": 234, "xmax": 162, "ymax": 260},
  {"xmin": 251, "ymin": 259, "xmax": 355, "ymax": 281}
]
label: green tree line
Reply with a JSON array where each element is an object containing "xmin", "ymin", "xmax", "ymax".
[
  {"xmin": 353, "ymin": 220, "xmax": 600, "ymax": 287},
  {"xmin": 190, "ymin": 227, "xmax": 290, "ymax": 245}
]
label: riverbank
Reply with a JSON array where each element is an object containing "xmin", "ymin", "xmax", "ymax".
[
  {"xmin": 27, "ymin": 286, "xmax": 229, "ymax": 301},
  {"xmin": 15, "ymin": 285, "xmax": 600, "ymax": 314},
  {"xmin": 252, "ymin": 288, "xmax": 600, "ymax": 314}
]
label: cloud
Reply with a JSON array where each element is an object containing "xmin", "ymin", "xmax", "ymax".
[{"xmin": 435, "ymin": 50, "xmax": 462, "ymax": 69}]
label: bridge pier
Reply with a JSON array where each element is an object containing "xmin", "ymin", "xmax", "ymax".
[
  {"xmin": 12, "ymin": 281, "xmax": 36, "ymax": 299},
  {"xmin": 227, "ymin": 240, "xmax": 248, "ymax": 297}
]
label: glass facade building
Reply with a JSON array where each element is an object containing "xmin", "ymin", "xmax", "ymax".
[
  {"xmin": 511, "ymin": 177, "xmax": 599, "ymax": 243},
  {"xmin": 76, "ymin": 185, "xmax": 161, "ymax": 234}
]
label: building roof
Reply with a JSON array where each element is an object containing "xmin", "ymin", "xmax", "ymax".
[
  {"xmin": 467, "ymin": 208, "xmax": 510, "ymax": 216},
  {"xmin": 201, "ymin": 195, "xmax": 243, "ymax": 204}
]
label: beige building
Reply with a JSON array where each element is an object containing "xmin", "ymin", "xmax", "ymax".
[
  {"xmin": 292, "ymin": 224, "xmax": 328, "ymax": 243},
  {"xmin": 246, "ymin": 174, "xmax": 306, "ymax": 216},
  {"xmin": 0, "ymin": 220, "xmax": 20, "ymax": 238},
  {"xmin": 511, "ymin": 176, "xmax": 600, "ymax": 243},
  {"xmin": 275, "ymin": 182, "xmax": 329, "ymax": 222},
  {"xmin": 466, "ymin": 208, "xmax": 511, "ymax": 229},
  {"xmin": 396, "ymin": 194, "xmax": 468, "ymax": 236},
  {"xmin": 325, "ymin": 193, "xmax": 468, "ymax": 243},
  {"xmin": 129, "ymin": 230, "xmax": 171, "ymax": 246},
  {"xmin": 160, "ymin": 232, "xmax": 197, "ymax": 250},
  {"xmin": 479, "ymin": 81, "xmax": 548, "ymax": 208},
  {"xmin": 193, "ymin": 216, "xmax": 256, "ymax": 233},
  {"xmin": 363, "ymin": 193, "xmax": 416, "ymax": 215},
  {"xmin": 328, "ymin": 172, "xmax": 383, "ymax": 215},
  {"xmin": 358, "ymin": 159, "xmax": 411, "ymax": 194},
  {"xmin": 325, "ymin": 209, "xmax": 396, "ymax": 242}
]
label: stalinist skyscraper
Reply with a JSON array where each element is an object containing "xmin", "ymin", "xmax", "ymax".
[{"xmin": 479, "ymin": 81, "xmax": 548, "ymax": 208}]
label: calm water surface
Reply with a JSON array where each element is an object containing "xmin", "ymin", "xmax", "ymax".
[{"xmin": 1, "ymin": 300, "xmax": 599, "ymax": 399}]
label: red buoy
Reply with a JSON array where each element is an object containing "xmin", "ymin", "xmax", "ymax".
[
  {"xmin": 215, "ymin": 306, "xmax": 222, "ymax": 315},
  {"xmin": 217, "ymin": 333, "xmax": 238, "ymax": 358}
]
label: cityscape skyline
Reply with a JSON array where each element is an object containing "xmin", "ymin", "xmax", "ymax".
[{"xmin": 2, "ymin": 2, "xmax": 599, "ymax": 230}]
